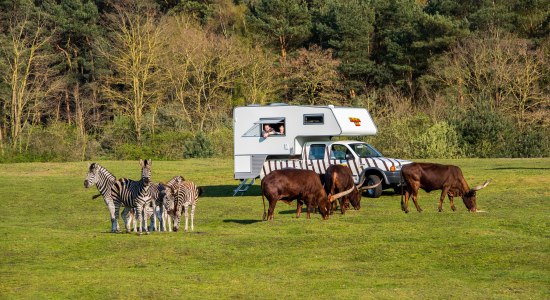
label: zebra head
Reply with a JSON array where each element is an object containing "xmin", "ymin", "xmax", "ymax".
[
  {"xmin": 166, "ymin": 175, "xmax": 184, "ymax": 187},
  {"xmin": 84, "ymin": 163, "xmax": 98, "ymax": 188},
  {"xmin": 162, "ymin": 185, "xmax": 176, "ymax": 216},
  {"xmin": 140, "ymin": 159, "xmax": 152, "ymax": 186}
]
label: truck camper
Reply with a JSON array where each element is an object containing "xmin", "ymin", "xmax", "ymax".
[{"xmin": 232, "ymin": 104, "xmax": 411, "ymax": 196}]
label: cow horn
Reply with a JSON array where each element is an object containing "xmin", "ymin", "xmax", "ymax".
[
  {"xmin": 356, "ymin": 172, "xmax": 367, "ymax": 189},
  {"xmin": 329, "ymin": 186, "xmax": 355, "ymax": 203},
  {"xmin": 358, "ymin": 180, "xmax": 382, "ymax": 191},
  {"xmin": 471, "ymin": 179, "xmax": 491, "ymax": 191}
]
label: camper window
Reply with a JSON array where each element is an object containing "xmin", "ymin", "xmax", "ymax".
[
  {"xmin": 308, "ymin": 144, "xmax": 326, "ymax": 160},
  {"xmin": 242, "ymin": 117, "xmax": 285, "ymax": 138},
  {"xmin": 304, "ymin": 114, "xmax": 324, "ymax": 124}
]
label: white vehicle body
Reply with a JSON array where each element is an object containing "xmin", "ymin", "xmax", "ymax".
[{"xmin": 233, "ymin": 104, "xmax": 411, "ymax": 196}]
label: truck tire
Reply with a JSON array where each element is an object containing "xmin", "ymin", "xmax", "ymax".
[{"xmin": 364, "ymin": 175, "xmax": 383, "ymax": 198}]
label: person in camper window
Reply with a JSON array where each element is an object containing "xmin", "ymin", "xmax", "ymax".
[
  {"xmin": 276, "ymin": 124, "xmax": 285, "ymax": 135},
  {"xmin": 262, "ymin": 124, "xmax": 275, "ymax": 138}
]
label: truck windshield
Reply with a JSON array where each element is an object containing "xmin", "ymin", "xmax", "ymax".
[{"xmin": 349, "ymin": 143, "xmax": 382, "ymax": 158}]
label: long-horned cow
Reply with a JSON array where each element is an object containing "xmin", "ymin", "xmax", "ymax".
[
  {"xmin": 261, "ymin": 169, "xmax": 355, "ymax": 220},
  {"xmin": 323, "ymin": 165, "xmax": 382, "ymax": 214},
  {"xmin": 400, "ymin": 162, "xmax": 491, "ymax": 213}
]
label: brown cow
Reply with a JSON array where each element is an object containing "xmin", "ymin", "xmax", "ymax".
[
  {"xmin": 400, "ymin": 162, "xmax": 491, "ymax": 213},
  {"xmin": 324, "ymin": 165, "xmax": 382, "ymax": 214},
  {"xmin": 261, "ymin": 169, "xmax": 355, "ymax": 220}
]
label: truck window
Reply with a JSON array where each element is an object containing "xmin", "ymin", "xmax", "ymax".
[
  {"xmin": 330, "ymin": 144, "xmax": 351, "ymax": 160},
  {"xmin": 349, "ymin": 143, "xmax": 382, "ymax": 158},
  {"xmin": 308, "ymin": 144, "xmax": 326, "ymax": 160},
  {"xmin": 304, "ymin": 114, "xmax": 324, "ymax": 124}
]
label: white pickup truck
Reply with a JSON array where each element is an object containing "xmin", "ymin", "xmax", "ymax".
[
  {"xmin": 259, "ymin": 140, "xmax": 411, "ymax": 198},
  {"xmin": 232, "ymin": 104, "xmax": 411, "ymax": 196}
]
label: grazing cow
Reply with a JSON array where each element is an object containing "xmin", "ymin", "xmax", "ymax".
[
  {"xmin": 323, "ymin": 165, "xmax": 382, "ymax": 214},
  {"xmin": 400, "ymin": 162, "xmax": 491, "ymax": 213},
  {"xmin": 261, "ymin": 169, "xmax": 355, "ymax": 220}
]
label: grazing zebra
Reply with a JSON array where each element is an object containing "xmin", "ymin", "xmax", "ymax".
[
  {"xmin": 152, "ymin": 176, "xmax": 183, "ymax": 231},
  {"xmin": 84, "ymin": 163, "xmax": 132, "ymax": 232},
  {"xmin": 164, "ymin": 180, "xmax": 204, "ymax": 232},
  {"xmin": 111, "ymin": 159, "xmax": 153, "ymax": 234}
]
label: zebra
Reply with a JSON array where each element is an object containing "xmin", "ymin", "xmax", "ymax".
[
  {"xmin": 111, "ymin": 159, "xmax": 153, "ymax": 234},
  {"xmin": 164, "ymin": 179, "xmax": 203, "ymax": 232},
  {"xmin": 126, "ymin": 176, "xmax": 183, "ymax": 232},
  {"xmin": 84, "ymin": 163, "xmax": 133, "ymax": 232},
  {"xmin": 152, "ymin": 176, "xmax": 183, "ymax": 231}
]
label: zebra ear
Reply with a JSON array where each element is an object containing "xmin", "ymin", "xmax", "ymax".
[{"xmin": 139, "ymin": 159, "xmax": 144, "ymax": 167}]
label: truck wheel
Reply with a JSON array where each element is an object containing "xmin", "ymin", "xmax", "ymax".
[{"xmin": 364, "ymin": 175, "xmax": 382, "ymax": 198}]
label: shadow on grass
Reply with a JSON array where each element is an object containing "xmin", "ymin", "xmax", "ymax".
[
  {"xmin": 203, "ymin": 184, "xmax": 401, "ymax": 198},
  {"xmin": 201, "ymin": 185, "xmax": 262, "ymax": 197},
  {"xmin": 223, "ymin": 219, "xmax": 263, "ymax": 225},
  {"xmin": 490, "ymin": 167, "xmax": 550, "ymax": 170}
]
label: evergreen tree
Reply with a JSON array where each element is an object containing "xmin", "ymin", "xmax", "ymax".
[
  {"xmin": 246, "ymin": 0, "xmax": 312, "ymax": 60},
  {"xmin": 313, "ymin": 0, "xmax": 376, "ymax": 94}
]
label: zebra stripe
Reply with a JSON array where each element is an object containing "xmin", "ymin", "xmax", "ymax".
[{"xmin": 111, "ymin": 159, "xmax": 152, "ymax": 234}]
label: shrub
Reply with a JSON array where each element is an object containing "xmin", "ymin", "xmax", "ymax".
[
  {"xmin": 183, "ymin": 132, "xmax": 214, "ymax": 158},
  {"xmin": 369, "ymin": 113, "xmax": 462, "ymax": 159},
  {"xmin": 453, "ymin": 108, "xmax": 515, "ymax": 157},
  {"xmin": 0, "ymin": 123, "xmax": 94, "ymax": 162}
]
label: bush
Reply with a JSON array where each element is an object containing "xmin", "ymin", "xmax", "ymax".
[
  {"xmin": 0, "ymin": 123, "xmax": 96, "ymax": 162},
  {"xmin": 183, "ymin": 132, "xmax": 214, "ymax": 158},
  {"xmin": 453, "ymin": 108, "xmax": 515, "ymax": 157},
  {"xmin": 369, "ymin": 113, "xmax": 462, "ymax": 159},
  {"xmin": 210, "ymin": 126, "xmax": 233, "ymax": 157},
  {"xmin": 508, "ymin": 126, "xmax": 550, "ymax": 158}
]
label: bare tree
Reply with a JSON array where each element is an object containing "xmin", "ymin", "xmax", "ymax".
[
  {"xmin": 161, "ymin": 16, "xmax": 244, "ymax": 132},
  {"xmin": 98, "ymin": 1, "xmax": 164, "ymax": 141},
  {"xmin": 432, "ymin": 30, "xmax": 549, "ymax": 128},
  {"xmin": 238, "ymin": 45, "xmax": 277, "ymax": 105},
  {"xmin": 0, "ymin": 12, "xmax": 62, "ymax": 152},
  {"xmin": 283, "ymin": 45, "xmax": 344, "ymax": 105}
]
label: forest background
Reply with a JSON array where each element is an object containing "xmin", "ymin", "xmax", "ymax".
[{"xmin": 0, "ymin": 0, "xmax": 548, "ymax": 162}]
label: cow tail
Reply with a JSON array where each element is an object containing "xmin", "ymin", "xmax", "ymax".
[
  {"xmin": 261, "ymin": 180, "xmax": 267, "ymax": 221},
  {"xmin": 400, "ymin": 170, "xmax": 404, "ymax": 209}
]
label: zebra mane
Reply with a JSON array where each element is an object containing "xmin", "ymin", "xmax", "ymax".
[{"xmin": 95, "ymin": 163, "xmax": 116, "ymax": 179}]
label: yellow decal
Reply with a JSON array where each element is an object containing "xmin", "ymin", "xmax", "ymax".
[{"xmin": 349, "ymin": 117, "xmax": 361, "ymax": 126}]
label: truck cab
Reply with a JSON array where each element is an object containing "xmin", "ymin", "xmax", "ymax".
[{"xmin": 297, "ymin": 141, "xmax": 409, "ymax": 197}]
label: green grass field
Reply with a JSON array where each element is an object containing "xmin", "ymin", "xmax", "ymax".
[{"xmin": 0, "ymin": 158, "xmax": 548, "ymax": 299}]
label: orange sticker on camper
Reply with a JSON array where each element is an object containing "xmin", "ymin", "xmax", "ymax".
[{"xmin": 349, "ymin": 117, "xmax": 361, "ymax": 126}]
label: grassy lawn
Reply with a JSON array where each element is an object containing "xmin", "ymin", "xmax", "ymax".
[{"xmin": 0, "ymin": 158, "xmax": 548, "ymax": 299}]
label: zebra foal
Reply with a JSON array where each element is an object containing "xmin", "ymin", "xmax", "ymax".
[
  {"xmin": 164, "ymin": 179, "xmax": 203, "ymax": 232},
  {"xmin": 111, "ymin": 159, "xmax": 153, "ymax": 235}
]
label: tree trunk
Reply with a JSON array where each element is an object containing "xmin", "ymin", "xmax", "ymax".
[{"xmin": 65, "ymin": 89, "xmax": 71, "ymax": 125}]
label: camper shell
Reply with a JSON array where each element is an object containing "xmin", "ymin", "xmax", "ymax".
[{"xmin": 233, "ymin": 104, "xmax": 411, "ymax": 196}]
